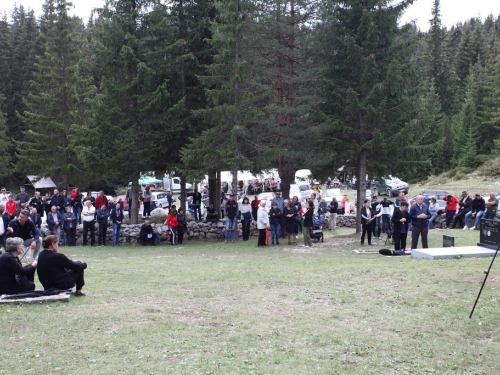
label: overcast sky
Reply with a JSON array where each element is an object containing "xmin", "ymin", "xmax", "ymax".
[{"xmin": 1, "ymin": 0, "xmax": 500, "ymax": 31}]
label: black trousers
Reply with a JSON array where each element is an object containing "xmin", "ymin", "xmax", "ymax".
[
  {"xmin": 361, "ymin": 222, "xmax": 372, "ymax": 245},
  {"xmin": 393, "ymin": 231, "xmax": 408, "ymax": 250},
  {"xmin": 65, "ymin": 227, "xmax": 76, "ymax": 246},
  {"xmin": 258, "ymin": 228, "xmax": 267, "ymax": 246},
  {"xmin": 280, "ymin": 217, "xmax": 286, "ymax": 238},
  {"xmin": 83, "ymin": 220, "xmax": 95, "ymax": 246},
  {"xmin": 98, "ymin": 224, "xmax": 107, "ymax": 245},
  {"xmin": 140, "ymin": 233, "xmax": 157, "ymax": 246},
  {"xmin": 242, "ymin": 221, "xmax": 250, "ymax": 241},
  {"xmin": 452, "ymin": 210, "xmax": 468, "ymax": 228},
  {"xmin": 0, "ymin": 268, "xmax": 36, "ymax": 295},
  {"xmin": 411, "ymin": 227, "xmax": 428, "ymax": 249},
  {"xmin": 67, "ymin": 269, "xmax": 85, "ymax": 291},
  {"xmin": 143, "ymin": 202, "xmax": 151, "ymax": 217},
  {"xmin": 178, "ymin": 228, "xmax": 184, "ymax": 245}
]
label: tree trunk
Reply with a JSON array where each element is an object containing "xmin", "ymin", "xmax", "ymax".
[
  {"xmin": 356, "ymin": 153, "xmax": 367, "ymax": 234},
  {"xmin": 216, "ymin": 169, "xmax": 221, "ymax": 219},
  {"xmin": 278, "ymin": 155, "xmax": 293, "ymax": 200},
  {"xmin": 180, "ymin": 175, "xmax": 186, "ymax": 214},
  {"xmin": 130, "ymin": 177, "xmax": 139, "ymax": 224},
  {"xmin": 232, "ymin": 168, "xmax": 238, "ymax": 195},
  {"xmin": 208, "ymin": 169, "xmax": 216, "ymax": 210}
]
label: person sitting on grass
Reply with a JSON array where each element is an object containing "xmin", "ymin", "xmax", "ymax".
[
  {"xmin": 36, "ymin": 235, "xmax": 87, "ymax": 296},
  {"xmin": 0, "ymin": 237, "xmax": 37, "ymax": 296},
  {"xmin": 139, "ymin": 219, "xmax": 157, "ymax": 246}
]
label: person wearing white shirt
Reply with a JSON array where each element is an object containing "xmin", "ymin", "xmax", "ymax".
[
  {"xmin": 257, "ymin": 201, "xmax": 269, "ymax": 247},
  {"xmin": 0, "ymin": 187, "xmax": 8, "ymax": 206},
  {"xmin": 82, "ymin": 200, "xmax": 96, "ymax": 246}
]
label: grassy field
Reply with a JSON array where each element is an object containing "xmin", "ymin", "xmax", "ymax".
[{"xmin": 1, "ymin": 226, "xmax": 500, "ymax": 375}]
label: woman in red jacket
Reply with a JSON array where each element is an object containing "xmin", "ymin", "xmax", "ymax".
[
  {"xmin": 443, "ymin": 194, "xmax": 459, "ymax": 229},
  {"xmin": 6, "ymin": 195, "xmax": 17, "ymax": 220},
  {"xmin": 165, "ymin": 207, "xmax": 178, "ymax": 245}
]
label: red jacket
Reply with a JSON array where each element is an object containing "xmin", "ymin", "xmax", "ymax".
[
  {"xmin": 251, "ymin": 199, "xmax": 260, "ymax": 213},
  {"xmin": 6, "ymin": 200, "xmax": 16, "ymax": 216},
  {"xmin": 95, "ymin": 195, "xmax": 109, "ymax": 209},
  {"xmin": 166, "ymin": 214, "xmax": 178, "ymax": 229},
  {"xmin": 443, "ymin": 196, "xmax": 459, "ymax": 211}
]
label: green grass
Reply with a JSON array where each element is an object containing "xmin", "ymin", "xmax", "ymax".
[{"xmin": 2, "ymin": 227, "xmax": 500, "ymax": 374}]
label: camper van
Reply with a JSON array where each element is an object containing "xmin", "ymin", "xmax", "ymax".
[
  {"xmin": 294, "ymin": 169, "xmax": 313, "ymax": 185},
  {"xmin": 163, "ymin": 175, "xmax": 193, "ymax": 194}
]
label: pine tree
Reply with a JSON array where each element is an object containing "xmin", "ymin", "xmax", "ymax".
[
  {"xmin": 77, "ymin": 0, "xmax": 181, "ymax": 223},
  {"xmin": 16, "ymin": 0, "xmax": 95, "ymax": 189},
  {"xmin": 318, "ymin": 0, "xmax": 420, "ymax": 231}
]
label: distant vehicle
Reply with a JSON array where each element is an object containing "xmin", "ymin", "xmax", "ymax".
[
  {"xmin": 371, "ymin": 176, "xmax": 409, "ymax": 197},
  {"xmin": 258, "ymin": 192, "xmax": 275, "ymax": 202},
  {"xmin": 295, "ymin": 169, "xmax": 312, "ymax": 185},
  {"xmin": 354, "ymin": 189, "xmax": 373, "ymax": 207},
  {"xmin": 163, "ymin": 175, "xmax": 193, "ymax": 194},
  {"xmin": 151, "ymin": 191, "xmax": 171, "ymax": 208}
]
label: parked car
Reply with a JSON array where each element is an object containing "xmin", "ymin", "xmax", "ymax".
[
  {"xmin": 258, "ymin": 192, "xmax": 275, "ymax": 202},
  {"xmin": 371, "ymin": 176, "xmax": 409, "ymax": 197},
  {"xmin": 324, "ymin": 188, "xmax": 343, "ymax": 214},
  {"xmin": 354, "ymin": 189, "xmax": 373, "ymax": 207},
  {"xmin": 289, "ymin": 184, "xmax": 307, "ymax": 200}
]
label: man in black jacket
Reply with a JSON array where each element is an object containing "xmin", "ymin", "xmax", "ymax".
[
  {"xmin": 392, "ymin": 201, "xmax": 410, "ymax": 252},
  {"xmin": 6, "ymin": 209, "xmax": 41, "ymax": 260},
  {"xmin": 328, "ymin": 197, "xmax": 339, "ymax": 231},
  {"xmin": 452, "ymin": 191, "xmax": 472, "ymax": 229},
  {"xmin": 139, "ymin": 220, "xmax": 157, "ymax": 246},
  {"xmin": 37, "ymin": 235, "xmax": 87, "ymax": 296}
]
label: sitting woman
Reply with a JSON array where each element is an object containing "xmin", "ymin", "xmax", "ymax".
[
  {"xmin": 36, "ymin": 235, "xmax": 87, "ymax": 296},
  {"xmin": 0, "ymin": 237, "xmax": 38, "ymax": 295}
]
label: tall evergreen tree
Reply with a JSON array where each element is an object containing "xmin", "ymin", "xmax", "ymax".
[
  {"xmin": 77, "ymin": 0, "xmax": 181, "ymax": 223},
  {"xmin": 16, "ymin": 0, "xmax": 94, "ymax": 188},
  {"xmin": 318, "ymin": 0, "xmax": 420, "ymax": 231}
]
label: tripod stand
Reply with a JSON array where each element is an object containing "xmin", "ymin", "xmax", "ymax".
[{"xmin": 469, "ymin": 241, "xmax": 500, "ymax": 318}]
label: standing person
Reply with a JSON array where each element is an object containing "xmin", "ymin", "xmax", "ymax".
[
  {"xmin": 142, "ymin": 187, "xmax": 152, "ymax": 218},
  {"xmin": 29, "ymin": 192, "xmax": 44, "ymax": 219},
  {"xmin": 95, "ymin": 190, "xmax": 109, "ymax": 211},
  {"xmin": 310, "ymin": 193, "xmax": 319, "ymax": 215},
  {"xmin": 47, "ymin": 206, "xmax": 62, "ymax": 243},
  {"xmin": 96, "ymin": 204, "xmax": 110, "ymax": 246},
  {"xmin": 283, "ymin": 200, "xmax": 298, "ymax": 245},
  {"xmin": 6, "ymin": 195, "xmax": 16, "ymax": 220},
  {"xmin": 176, "ymin": 208, "xmax": 187, "ymax": 245},
  {"xmin": 392, "ymin": 201, "xmax": 410, "ymax": 252},
  {"xmin": 6, "ymin": 209, "xmax": 42, "ymax": 260},
  {"xmin": 61, "ymin": 190, "xmax": 71, "ymax": 211},
  {"xmin": 451, "ymin": 191, "xmax": 472, "ymax": 229},
  {"xmin": 465, "ymin": 193, "xmax": 486, "ymax": 230},
  {"xmin": 81, "ymin": 199, "xmax": 96, "ymax": 247},
  {"xmin": 484, "ymin": 192, "xmax": 499, "ymax": 220},
  {"xmin": 345, "ymin": 175, "xmax": 351, "ymax": 190},
  {"xmin": 428, "ymin": 197, "xmax": 440, "ymax": 229},
  {"xmin": 166, "ymin": 207, "xmax": 178, "ymax": 245},
  {"xmin": 15, "ymin": 186, "xmax": 30, "ymax": 216},
  {"xmin": 344, "ymin": 197, "xmax": 352, "ymax": 215},
  {"xmin": 125, "ymin": 187, "xmax": 132, "ymax": 219},
  {"xmin": 269, "ymin": 201, "xmax": 282, "ymax": 245},
  {"xmin": 85, "ymin": 191, "xmax": 95, "ymax": 206},
  {"xmin": 302, "ymin": 201, "xmax": 314, "ymax": 247},
  {"xmin": 251, "ymin": 195, "xmax": 260, "ymax": 221},
  {"xmin": 62, "ymin": 206, "xmax": 77, "ymax": 247},
  {"xmin": 380, "ymin": 197, "xmax": 394, "ymax": 234},
  {"xmin": 110, "ymin": 203, "xmax": 124, "ymax": 246},
  {"xmin": 72, "ymin": 188, "xmax": 83, "ymax": 225},
  {"xmin": 360, "ymin": 199, "xmax": 375, "ymax": 246},
  {"xmin": 272, "ymin": 192, "xmax": 286, "ymax": 238},
  {"xmin": 0, "ymin": 187, "xmax": 9, "ymax": 205},
  {"xmin": 394, "ymin": 192, "xmax": 406, "ymax": 211},
  {"xmin": 240, "ymin": 197, "xmax": 252, "ymax": 241},
  {"xmin": 192, "ymin": 188, "xmax": 202, "ymax": 221},
  {"xmin": 50, "ymin": 189, "xmax": 65, "ymax": 215},
  {"xmin": 409, "ymin": 195, "xmax": 431, "ymax": 249},
  {"xmin": 0, "ymin": 206, "xmax": 9, "ymax": 251},
  {"xmin": 37, "ymin": 235, "xmax": 87, "ymax": 296},
  {"xmin": 328, "ymin": 197, "xmax": 339, "ymax": 231},
  {"xmin": 220, "ymin": 193, "xmax": 228, "ymax": 219},
  {"xmin": 443, "ymin": 194, "xmax": 459, "ymax": 229},
  {"xmin": 291, "ymin": 196, "xmax": 302, "ymax": 236},
  {"xmin": 257, "ymin": 201, "xmax": 269, "ymax": 247},
  {"xmin": 224, "ymin": 194, "xmax": 238, "ymax": 243},
  {"xmin": 0, "ymin": 237, "xmax": 38, "ymax": 295},
  {"xmin": 30, "ymin": 208, "xmax": 42, "ymax": 236},
  {"xmin": 43, "ymin": 193, "xmax": 52, "ymax": 217}
]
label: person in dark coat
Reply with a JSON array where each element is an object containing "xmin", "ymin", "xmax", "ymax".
[
  {"xmin": 139, "ymin": 220, "xmax": 157, "ymax": 246},
  {"xmin": 96, "ymin": 204, "xmax": 110, "ymax": 246},
  {"xmin": 177, "ymin": 208, "xmax": 188, "ymax": 245},
  {"xmin": 392, "ymin": 201, "xmax": 410, "ymax": 253},
  {"xmin": 303, "ymin": 200, "xmax": 314, "ymax": 247},
  {"xmin": 360, "ymin": 199, "xmax": 375, "ymax": 246},
  {"xmin": 29, "ymin": 191, "xmax": 44, "ymax": 218},
  {"xmin": 283, "ymin": 200, "xmax": 298, "ymax": 245},
  {"xmin": 62, "ymin": 206, "xmax": 77, "ymax": 247},
  {"xmin": 110, "ymin": 203, "xmax": 124, "ymax": 246},
  {"xmin": 37, "ymin": 235, "xmax": 87, "ymax": 296},
  {"xmin": 0, "ymin": 237, "xmax": 37, "ymax": 295},
  {"xmin": 269, "ymin": 202, "xmax": 282, "ymax": 245}
]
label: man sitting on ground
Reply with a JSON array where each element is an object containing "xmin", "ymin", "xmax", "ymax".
[
  {"xmin": 6, "ymin": 209, "xmax": 42, "ymax": 260},
  {"xmin": 139, "ymin": 220, "xmax": 157, "ymax": 246},
  {"xmin": 37, "ymin": 235, "xmax": 87, "ymax": 296},
  {"xmin": 0, "ymin": 237, "xmax": 38, "ymax": 296},
  {"xmin": 205, "ymin": 203, "xmax": 219, "ymax": 223}
]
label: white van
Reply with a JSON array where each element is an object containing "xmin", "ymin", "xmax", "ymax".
[
  {"xmin": 295, "ymin": 169, "xmax": 313, "ymax": 185},
  {"xmin": 163, "ymin": 175, "xmax": 193, "ymax": 194}
]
